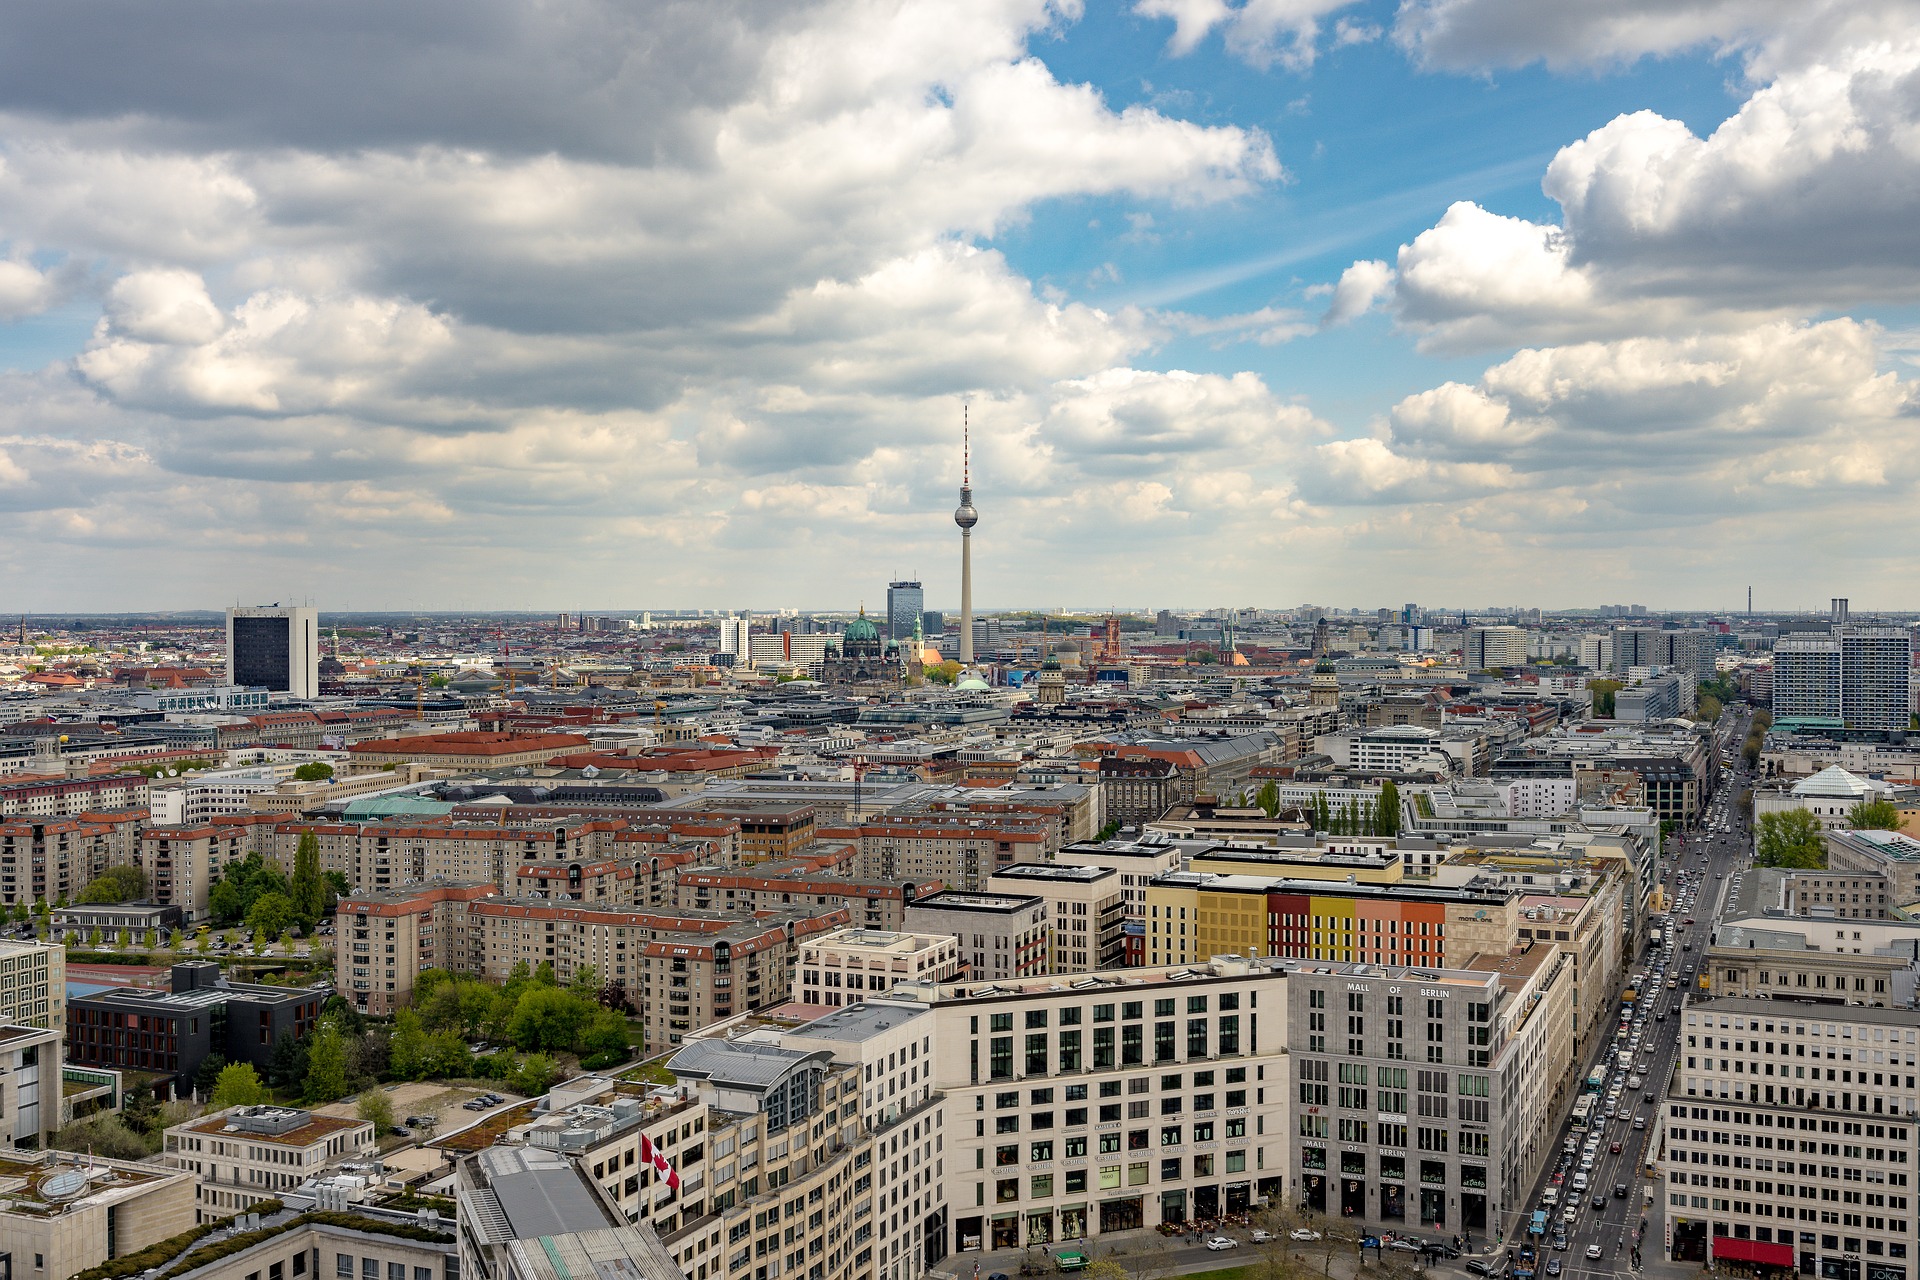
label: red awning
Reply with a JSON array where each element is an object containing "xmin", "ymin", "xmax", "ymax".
[{"xmin": 1712, "ymin": 1238, "xmax": 1795, "ymax": 1267}]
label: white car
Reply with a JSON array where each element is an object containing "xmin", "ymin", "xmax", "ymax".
[
  {"xmin": 1288, "ymin": 1229, "xmax": 1320, "ymax": 1242},
  {"xmin": 1250, "ymin": 1230, "xmax": 1274, "ymax": 1243},
  {"xmin": 1205, "ymin": 1237, "xmax": 1238, "ymax": 1251}
]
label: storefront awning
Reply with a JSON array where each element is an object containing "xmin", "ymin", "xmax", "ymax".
[{"xmin": 1711, "ymin": 1238, "xmax": 1794, "ymax": 1267}]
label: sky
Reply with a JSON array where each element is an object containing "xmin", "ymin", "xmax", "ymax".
[{"xmin": 0, "ymin": 0, "xmax": 1915, "ymax": 614}]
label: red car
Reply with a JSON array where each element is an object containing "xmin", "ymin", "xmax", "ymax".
[
  {"xmin": 1683, "ymin": 918, "xmax": 1695, "ymax": 925},
  {"xmin": 1610, "ymin": 1141, "xmax": 1623, "ymax": 1153}
]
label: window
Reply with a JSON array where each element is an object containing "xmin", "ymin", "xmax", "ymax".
[{"xmin": 337, "ymin": 1259, "xmax": 353, "ymax": 1280}]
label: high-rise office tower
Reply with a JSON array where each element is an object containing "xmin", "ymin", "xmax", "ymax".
[
  {"xmin": 1464, "ymin": 625, "xmax": 1527, "ymax": 672},
  {"xmin": 954, "ymin": 409, "xmax": 978, "ymax": 667},
  {"xmin": 886, "ymin": 581, "xmax": 924, "ymax": 642},
  {"xmin": 1832, "ymin": 597, "xmax": 1850, "ymax": 625},
  {"xmin": 225, "ymin": 606, "xmax": 319, "ymax": 698},
  {"xmin": 718, "ymin": 615, "xmax": 752, "ymax": 667},
  {"xmin": 1774, "ymin": 626, "xmax": 1911, "ymax": 732}
]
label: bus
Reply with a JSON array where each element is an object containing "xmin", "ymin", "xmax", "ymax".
[
  {"xmin": 1585, "ymin": 1068, "xmax": 1606, "ymax": 1093},
  {"xmin": 1571, "ymin": 1095, "xmax": 1598, "ymax": 1130}
]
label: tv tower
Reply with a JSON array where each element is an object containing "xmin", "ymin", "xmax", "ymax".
[{"xmin": 954, "ymin": 405, "xmax": 979, "ymax": 667}]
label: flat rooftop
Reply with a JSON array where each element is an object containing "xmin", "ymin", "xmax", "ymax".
[
  {"xmin": 992, "ymin": 862, "xmax": 1115, "ymax": 883},
  {"xmin": 907, "ymin": 891, "xmax": 1044, "ymax": 914},
  {"xmin": 790, "ymin": 1001, "xmax": 929, "ymax": 1043},
  {"xmin": 183, "ymin": 1110, "xmax": 365, "ymax": 1147}
]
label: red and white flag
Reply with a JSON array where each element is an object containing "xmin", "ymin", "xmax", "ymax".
[{"xmin": 638, "ymin": 1132, "xmax": 682, "ymax": 1192}]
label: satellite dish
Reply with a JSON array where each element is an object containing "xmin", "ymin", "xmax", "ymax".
[{"xmin": 41, "ymin": 1169, "xmax": 89, "ymax": 1201}]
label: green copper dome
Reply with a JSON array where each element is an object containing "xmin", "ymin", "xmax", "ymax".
[{"xmin": 843, "ymin": 614, "xmax": 880, "ymax": 644}]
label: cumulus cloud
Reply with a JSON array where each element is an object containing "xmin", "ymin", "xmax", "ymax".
[
  {"xmin": 1302, "ymin": 320, "xmax": 1920, "ymax": 527},
  {"xmin": 1135, "ymin": 0, "xmax": 1364, "ymax": 70},
  {"xmin": 1323, "ymin": 32, "xmax": 1920, "ymax": 351},
  {"xmin": 1391, "ymin": 0, "xmax": 1911, "ymax": 75},
  {"xmin": 1319, "ymin": 258, "xmax": 1392, "ymax": 327}
]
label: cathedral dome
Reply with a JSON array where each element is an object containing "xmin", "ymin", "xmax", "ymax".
[{"xmin": 843, "ymin": 614, "xmax": 880, "ymax": 644}]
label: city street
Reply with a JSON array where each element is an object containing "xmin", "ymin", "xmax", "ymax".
[{"xmin": 1474, "ymin": 705, "xmax": 1755, "ymax": 1280}]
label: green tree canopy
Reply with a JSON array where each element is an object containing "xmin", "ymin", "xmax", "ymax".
[
  {"xmin": 304, "ymin": 1019, "xmax": 351, "ymax": 1103},
  {"xmin": 76, "ymin": 865, "xmax": 147, "ymax": 905},
  {"xmin": 208, "ymin": 852, "xmax": 291, "ymax": 927},
  {"xmin": 209, "ymin": 1062, "xmax": 269, "ymax": 1110},
  {"xmin": 1850, "ymin": 799, "xmax": 1903, "ymax": 831},
  {"xmin": 1756, "ymin": 809, "xmax": 1827, "ymax": 869},
  {"xmin": 1378, "ymin": 780, "xmax": 1403, "ymax": 837},
  {"xmin": 506, "ymin": 986, "xmax": 599, "ymax": 1053},
  {"xmin": 356, "ymin": 1089, "xmax": 396, "ymax": 1131},
  {"xmin": 290, "ymin": 832, "xmax": 326, "ymax": 926},
  {"xmin": 1697, "ymin": 694, "xmax": 1723, "ymax": 723},
  {"xmin": 292, "ymin": 762, "xmax": 334, "ymax": 782},
  {"xmin": 389, "ymin": 1008, "xmax": 430, "ymax": 1081},
  {"xmin": 1588, "ymin": 679, "xmax": 1623, "ymax": 718},
  {"xmin": 247, "ymin": 891, "xmax": 297, "ymax": 942}
]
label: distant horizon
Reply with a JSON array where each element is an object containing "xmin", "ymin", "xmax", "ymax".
[{"xmin": 9, "ymin": 604, "xmax": 1914, "ymax": 624}]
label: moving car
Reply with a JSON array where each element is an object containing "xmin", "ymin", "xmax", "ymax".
[
  {"xmin": 1615, "ymin": 1184, "xmax": 1629, "ymax": 1198},
  {"xmin": 1250, "ymin": 1230, "xmax": 1273, "ymax": 1243},
  {"xmin": 1205, "ymin": 1237, "xmax": 1237, "ymax": 1252},
  {"xmin": 1586, "ymin": 1245, "xmax": 1604, "ymax": 1260},
  {"xmin": 1465, "ymin": 1261, "xmax": 1498, "ymax": 1277},
  {"xmin": 1289, "ymin": 1230, "xmax": 1320, "ymax": 1242},
  {"xmin": 1545, "ymin": 1261, "xmax": 1561, "ymax": 1277}
]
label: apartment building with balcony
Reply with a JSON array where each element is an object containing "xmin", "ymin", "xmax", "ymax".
[
  {"xmin": 337, "ymin": 882, "xmax": 496, "ymax": 1015},
  {"xmin": 901, "ymin": 892, "xmax": 1048, "ymax": 982},
  {"xmin": 985, "ymin": 864, "xmax": 1127, "ymax": 975}
]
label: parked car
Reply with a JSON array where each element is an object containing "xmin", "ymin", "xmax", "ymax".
[
  {"xmin": 1204, "ymin": 1237, "xmax": 1237, "ymax": 1252},
  {"xmin": 1385, "ymin": 1241, "xmax": 1420, "ymax": 1254},
  {"xmin": 1250, "ymin": 1230, "xmax": 1273, "ymax": 1243},
  {"xmin": 1288, "ymin": 1229, "xmax": 1320, "ymax": 1242}
]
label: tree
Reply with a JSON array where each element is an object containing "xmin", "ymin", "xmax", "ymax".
[
  {"xmin": 507, "ymin": 986, "xmax": 598, "ymax": 1053},
  {"xmin": 1377, "ymin": 780, "xmax": 1402, "ymax": 837},
  {"xmin": 268, "ymin": 1031, "xmax": 309, "ymax": 1093},
  {"xmin": 1696, "ymin": 694, "xmax": 1724, "ymax": 723},
  {"xmin": 209, "ymin": 1062, "xmax": 269, "ymax": 1110},
  {"xmin": 389, "ymin": 1009, "xmax": 430, "ymax": 1080},
  {"xmin": 304, "ymin": 1020, "xmax": 351, "ymax": 1103},
  {"xmin": 291, "ymin": 833, "xmax": 326, "ymax": 926},
  {"xmin": 1756, "ymin": 809, "xmax": 1827, "ymax": 869},
  {"xmin": 1588, "ymin": 678, "xmax": 1623, "ymax": 718},
  {"xmin": 569, "ymin": 964, "xmax": 600, "ymax": 995},
  {"xmin": 423, "ymin": 1031, "xmax": 474, "ymax": 1079},
  {"xmin": 121, "ymin": 1083, "xmax": 161, "ymax": 1136},
  {"xmin": 1850, "ymin": 799, "xmax": 1903, "ymax": 831},
  {"xmin": 356, "ymin": 1089, "xmax": 396, "ymax": 1131},
  {"xmin": 208, "ymin": 852, "xmax": 291, "ymax": 927},
  {"xmin": 292, "ymin": 762, "xmax": 335, "ymax": 782},
  {"xmin": 1255, "ymin": 780, "xmax": 1281, "ymax": 819},
  {"xmin": 511, "ymin": 1053, "xmax": 558, "ymax": 1097},
  {"xmin": 192, "ymin": 1052, "xmax": 229, "ymax": 1099},
  {"xmin": 247, "ymin": 891, "xmax": 296, "ymax": 943},
  {"xmin": 76, "ymin": 865, "xmax": 147, "ymax": 905},
  {"xmin": 579, "ymin": 1009, "xmax": 631, "ymax": 1066}
]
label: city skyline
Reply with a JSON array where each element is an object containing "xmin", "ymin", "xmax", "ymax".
[{"xmin": 0, "ymin": 2, "xmax": 1915, "ymax": 608}]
